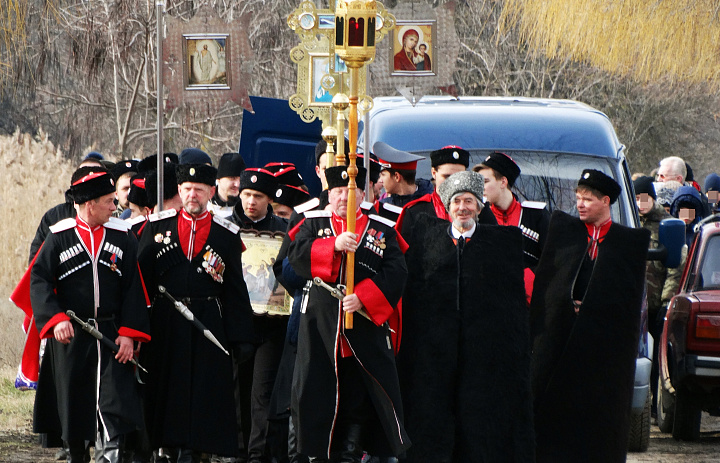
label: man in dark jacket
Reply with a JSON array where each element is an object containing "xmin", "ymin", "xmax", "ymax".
[
  {"xmin": 287, "ymin": 165, "xmax": 410, "ymax": 462},
  {"xmin": 138, "ymin": 163, "xmax": 255, "ymax": 462},
  {"xmin": 375, "ymin": 142, "xmax": 433, "ymax": 208},
  {"xmin": 670, "ymin": 185, "xmax": 707, "ymax": 247},
  {"xmin": 396, "ymin": 171, "xmax": 534, "ymax": 462},
  {"xmin": 634, "ymin": 176, "xmax": 684, "ymax": 416},
  {"xmin": 230, "ymin": 167, "xmax": 289, "ymax": 463},
  {"xmin": 531, "ymin": 169, "xmax": 650, "ymax": 462},
  {"xmin": 31, "ymin": 166, "xmax": 151, "ymax": 463}
]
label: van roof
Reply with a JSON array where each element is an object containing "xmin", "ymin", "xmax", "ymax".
[{"xmin": 363, "ymin": 96, "xmax": 624, "ymax": 158}]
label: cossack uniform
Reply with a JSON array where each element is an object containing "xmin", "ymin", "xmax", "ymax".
[
  {"xmin": 287, "ymin": 171, "xmax": 411, "ymax": 460},
  {"xmin": 138, "ymin": 205, "xmax": 254, "ymax": 457}
]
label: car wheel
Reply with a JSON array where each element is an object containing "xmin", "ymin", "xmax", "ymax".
[
  {"xmin": 672, "ymin": 386, "xmax": 701, "ymax": 441},
  {"xmin": 628, "ymin": 389, "xmax": 651, "ymax": 452},
  {"xmin": 657, "ymin": 376, "xmax": 675, "ymax": 433}
]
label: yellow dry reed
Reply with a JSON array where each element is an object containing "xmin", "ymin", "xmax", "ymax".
[{"xmin": 499, "ymin": 0, "xmax": 720, "ymax": 88}]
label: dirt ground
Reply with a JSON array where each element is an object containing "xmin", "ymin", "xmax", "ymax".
[{"xmin": 1, "ymin": 415, "xmax": 720, "ymax": 462}]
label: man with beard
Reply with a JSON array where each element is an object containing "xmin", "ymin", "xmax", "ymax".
[
  {"xmin": 396, "ymin": 171, "xmax": 534, "ymax": 462},
  {"xmin": 31, "ymin": 166, "xmax": 151, "ymax": 463},
  {"xmin": 531, "ymin": 169, "xmax": 650, "ymax": 462},
  {"xmin": 138, "ymin": 163, "xmax": 255, "ymax": 462},
  {"xmin": 287, "ymin": 165, "xmax": 410, "ymax": 463},
  {"xmin": 209, "ymin": 152, "xmax": 246, "ymax": 218}
]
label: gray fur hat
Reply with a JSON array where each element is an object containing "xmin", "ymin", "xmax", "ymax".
[{"xmin": 438, "ymin": 171, "xmax": 485, "ymax": 209}]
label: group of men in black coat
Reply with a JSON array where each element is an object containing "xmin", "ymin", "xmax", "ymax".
[{"xmin": 27, "ymin": 141, "xmax": 651, "ymax": 463}]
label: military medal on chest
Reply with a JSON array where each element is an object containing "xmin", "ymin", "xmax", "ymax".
[
  {"xmin": 364, "ymin": 228, "xmax": 385, "ymax": 256},
  {"xmin": 202, "ymin": 245, "xmax": 226, "ymax": 283}
]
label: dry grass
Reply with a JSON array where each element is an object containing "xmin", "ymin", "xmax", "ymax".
[
  {"xmin": 0, "ymin": 365, "xmax": 34, "ymax": 431},
  {"xmin": 0, "ymin": 130, "xmax": 73, "ymax": 371},
  {"xmin": 499, "ymin": 0, "xmax": 720, "ymax": 88}
]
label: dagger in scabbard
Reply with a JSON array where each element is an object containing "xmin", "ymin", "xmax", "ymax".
[
  {"xmin": 65, "ymin": 310, "xmax": 148, "ymax": 374},
  {"xmin": 157, "ymin": 285, "xmax": 230, "ymax": 356}
]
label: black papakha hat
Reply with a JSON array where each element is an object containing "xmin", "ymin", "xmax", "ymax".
[
  {"xmin": 145, "ymin": 164, "xmax": 179, "ymax": 201},
  {"xmin": 633, "ymin": 176, "xmax": 656, "ymax": 200},
  {"xmin": 358, "ymin": 154, "xmax": 382, "ymax": 184},
  {"xmin": 137, "ymin": 153, "xmax": 179, "ymax": 173},
  {"xmin": 430, "ymin": 145, "xmax": 470, "ymax": 169},
  {"xmin": 179, "ymin": 148, "xmax": 213, "ymax": 166},
  {"xmin": 240, "ymin": 168, "xmax": 278, "ymax": 198},
  {"xmin": 217, "ymin": 152, "xmax": 246, "ymax": 178},
  {"xmin": 127, "ymin": 173, "xmax": 152, "ymax": 209},
  {"xmin": 577, "ymin": 169, "xmax": 621, "ymax": 204},
  {"xmin": 70, "ymin": 166, "xmax": 116, "ymax": 204},
  {"xmin": 111, "ymin": 159, "xmax": 139, "ymax": 179},
  {"xmin": 325, "ymin": 165, "xmax": 367, "ymax": 191},
  {"xmin": 275, "ymin": 184, "xmax": 310, "ymax": 208},
  {"xmin": 266, "ymin": 163, "xmax": 305, "ymax": 188},
  {"xmin": 176, "ymin": 164, "xmax": 217, "ymax": 186},
  {"xmin": 315, "ymin": 139, "xmax": 351, "ymax": 166},
  {"xmin": 480, "ymin": 151, "xmax": 521, "ymax": 187}
]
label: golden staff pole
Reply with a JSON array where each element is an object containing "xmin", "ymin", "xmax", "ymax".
[{"xmin": 341, "ymin": 65, "xmax": 361, "ymax": 329}]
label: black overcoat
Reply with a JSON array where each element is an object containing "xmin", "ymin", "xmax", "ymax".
[
  {"xmin": 397, "ymin": 214, "xmax": 535, "ymax": 462},
  {"xmin": 287, "ymin": 210, "xmax": 410, "ymax": 458},
  {"xmin": 137, "ymin": 210, "xmax": 254, "ymax": 456},
  {"xmin": 530, "ymin": 211, "xmax": 650, "ymax": 463},
  {"xmin": 31, "ymin": 218, "xmax": 150, "ymax": 443}
]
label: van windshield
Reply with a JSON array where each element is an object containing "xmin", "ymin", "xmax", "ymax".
[{"xmin": 412, "ymin": 150, "xmax": 630, "ymax": 225}]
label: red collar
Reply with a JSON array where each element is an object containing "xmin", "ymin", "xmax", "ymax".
[
  {"xmin": 178, "ymin": 209, "xmax": 212, "ymax": 259},
  {"xmin": 76, "ymin": 216, "xmax": 104, "ymax": 258},
  {"xmin": 490, "ymin": 197, "xmax": 521, "ymax": 226},
  {"xmin": 331, "ymin": 209, "xmax": 368, "ymax": 236},
  {"xmin": 585, "ymin": 219, "xmax": 612, "ymax": 260},
  {"xmin": 431, "ymin": 191, "xmax": 450, "ymax": 221}
]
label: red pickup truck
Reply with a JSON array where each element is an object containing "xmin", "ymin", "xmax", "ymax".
[{"xmin": 657, "ymin": 215, "xmax": 720, "ymax": 440}]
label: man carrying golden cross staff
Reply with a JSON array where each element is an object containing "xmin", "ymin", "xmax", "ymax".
[{"xmin": 286, "ymin": 163, "xmax": 411, "ymax": 462}]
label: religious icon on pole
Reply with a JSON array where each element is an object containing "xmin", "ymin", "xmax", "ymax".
[
  {"xmin": 391, "ymin": 20, "xmax": 435, "ymax": 76},
  {"xmin": 184, "ymin": 35, "xmax": 230, "ymax": 88}
]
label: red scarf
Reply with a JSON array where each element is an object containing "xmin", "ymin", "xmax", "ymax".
[{"xmin": 431, "ymin": 191, "xmax": 450, "ymax": 221}]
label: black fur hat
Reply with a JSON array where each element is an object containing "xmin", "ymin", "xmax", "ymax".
[
  {"xmin": 70, "ymin": 166, "xmax": 116, "ymax": 204},
  {"xmin": 240, "ymin": 168, "xmax": 278, "ymax": 198},
  {"xmin": 176, "ymin": 164, "xmax": 217, "ymax": 186},
  {"xmin": 577, "ymin": 169, "xmax": 621, "ymax": 204},
  {"xmin": 430, "ymin": 145, "xmax": 470, "ymax": 169},
  {"xmin": 325, "ymin": 165, "xmax": 367, "ymax": 191}
]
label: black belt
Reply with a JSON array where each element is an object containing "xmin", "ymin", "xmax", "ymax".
[{"xmin": 181, "ymin": 296, "xmax": 218, "ymax": 305}]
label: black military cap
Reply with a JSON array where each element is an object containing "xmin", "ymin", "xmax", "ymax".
[
  {"xmin": 275, "ymin": 184, "xmax": 310, "ymax": 208},
  {"xmin": 110, "ymin": 159, "xmax": 139, "ymax": 179},
  {"xmin": 578, "ymin": 169, "xmax": 621, "ymax": 204},
  {"xmin": 430, "ymin": 145, "xmax": 470, "ymax": 169},
  {"xmin": 217, "ymin": 152, "xmax": 246, "ymax": 178},
  {"xmin": 137, "ymin": 153, "xmax": 179, "ymax": 173},
  {"xmin": 480, "ymin": 151, "xmax": 521, "ymax": 187},
  {"xmin": 315, "ymin": 139, "xmax": 351, "ymax": 166},
  {"xmin": 240, "ymin": 168, "xmax": 278, "ymax": 198},
  {"xmin": 358, "ymin": 153, "xmax": 382, "ymax": 184},
  {"xmin": 265, "ymin": 162, "xmax": 305, "ymax": 188},
  {"xmin": 325, "ymin": 165, "xmax": 367, "ymax": 191},
  {"xmin": 176, "ymin": 164, "xmax": 218, "ymax": 186},
  {"xmin": 127, "ymin": 173, "xmax": 152, "ymax": 209},
  {"xmin": 70, "ymin": 166, "xmax": 116, "ymax": 204},
  {"xmin": 179, "ymin": 148, "xmax": 213, "ymax": 166},
  {"xmin": 145, "ymin": 164, "xmax": 179, "ymax": 201}
]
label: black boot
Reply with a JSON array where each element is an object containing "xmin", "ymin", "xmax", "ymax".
[
  {"xmin": 65, "ymin": 441, "xmax": 89, "ymax": 463},
  {"xmin": 338, "ymin": 424, "xmax": 363, "ymax": 463}
]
